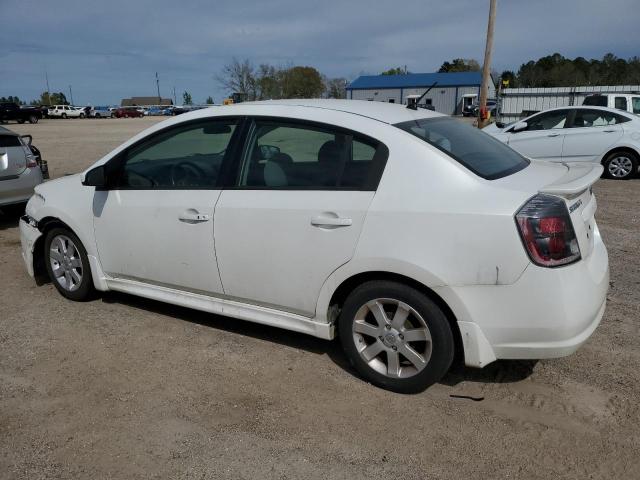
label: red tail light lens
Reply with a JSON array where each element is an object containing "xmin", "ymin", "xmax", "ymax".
[{"xmin": 515, "ymin": 194, "xmax": 581, "ymax": 267}]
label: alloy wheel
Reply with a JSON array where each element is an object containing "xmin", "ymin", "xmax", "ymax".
[
  {"xmin": 49, "ymin": 234, "xmax": 83, "ymax": 292},
  {"xmin": 608, "ymin": 155, "xmax": 633, "ymax": 178},
  {"xmin": 352, "ymin": 298, "xmax": 432, "ymax": 379}
]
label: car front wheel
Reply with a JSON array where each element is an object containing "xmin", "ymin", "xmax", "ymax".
[
  {"xmin": 339, "ymin": 280, "xmax": 454, "ymax": 393},
  {"xmin": 44, "ymin": 228, "xmax": 94, "ymax": 301},
  {"xmin": 603, "ymin": 151, "xmax": 638, "ymax": 180}
]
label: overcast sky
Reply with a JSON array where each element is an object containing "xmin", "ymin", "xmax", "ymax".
[{"xmin": 1, "ymin": 0, "xmax": 637, "ymax": 105}]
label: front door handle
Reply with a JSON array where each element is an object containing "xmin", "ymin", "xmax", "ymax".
[
  {"xmin": 311, "ymin": 214, "xmax": 353, "ymax": 227},
  {"xmin": 547, "ymin": 133, "xmax": 561, "ymax": 137},
  {"xmin": 179, "ymin": 210, "xmax": 210, "ymax": 223},
  {"xmin": 602, "ymin": 130, "xmax": 616, "ymax": 133}
]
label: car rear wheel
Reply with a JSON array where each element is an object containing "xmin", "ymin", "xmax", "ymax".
[
  {"xmin": 79, "ymin": 113, "xmax": 85, "ymax": 119},
  {"xmin": 28, "ymin": 115, "xmax": 38, "ymax": 124},
  {"xmin": 44, "ymin": 228, "xmax": 94, "ymax": 301},
  {"xmin": 61, "ymin": 113, "xmax": 67, "ymax": 119},
  {"xmin": 603, "ymin": 151, "xmax": 638, "ymax": 179},
  {"xmin": 339, "ymin": 280, "xmax": 454, "ymax": 393}
]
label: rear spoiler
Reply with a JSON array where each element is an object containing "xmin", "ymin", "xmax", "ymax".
[{"xmin": 539, "ymin": 162, "xmax": 603, "ymax": 197}]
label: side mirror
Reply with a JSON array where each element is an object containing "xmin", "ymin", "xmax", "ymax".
[
  {"xmin": 511, "ymin": 121, "xmax": 528, "ymax": 133},
  {"xmin": 494, "ymin": 121, "xmax": 505, "ymax": 129},
  {"xmin": 82, "ymin": 165, "xmax": 107, "ymax": 187}
]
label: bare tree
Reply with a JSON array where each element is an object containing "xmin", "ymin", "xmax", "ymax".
[
  {"xmin": 217, "ymin": 58, "xmax": 257, "ymax": 100},
  {"xmin": 325, "ymin": 77, "xmax": 347, "ymax": 99}
]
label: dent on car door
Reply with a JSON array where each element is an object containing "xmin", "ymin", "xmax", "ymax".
[
  {"xmin": 92, "ymin": 118, "xmax": 241, "ymax": 294},
  {"xmin": 213, "ymin": 118, "xmax": 388, "ymax": 316},
  {"xmin": 507, "ymin": 110, "xmax": 569, "ymax": 161},
  {"xmin": 561, "ymin": 109, "xmax": 625, "ymax": 162}
]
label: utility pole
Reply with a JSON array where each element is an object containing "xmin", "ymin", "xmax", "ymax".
[
  {"xmin": 478, "ymin": 0, "xmax": 497, "ymax": 129},
  {"xmin": 45, "ymin": 71, "xmax": 52, "ymax": 105},
  {"xmin": 69, "ymin": 85, "xmax": 74, "ymax": 106},
  {"xmin": 173, "ymin": 86, "xmax": 177, "ymax": 105},
  {"xmin": 156, "ymin": 72, "xmax": 161, "ymax": 104}
]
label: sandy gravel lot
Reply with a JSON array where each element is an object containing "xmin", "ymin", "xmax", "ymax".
[{"xmin": 1, "ymin": 118, "xmax": 639, "ymax": 479}]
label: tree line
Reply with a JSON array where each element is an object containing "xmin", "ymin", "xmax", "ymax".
[{"xmin": 217, "ymin": 58, "xmax": 347, "ymax": 100}]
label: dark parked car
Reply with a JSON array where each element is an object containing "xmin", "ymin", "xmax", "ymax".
[
  {"xmin": 113, "ymin": 107, "xmax": 144, "ymax": 118},
  {"xmin": 0, "ymin": 103, "xmax": 43, "ymax": 124}
]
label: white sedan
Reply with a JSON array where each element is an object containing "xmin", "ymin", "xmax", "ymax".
[
  {"xmin": 484, "ymin": 106, "xmax": 640, "ymax": 179},
  {"xmin": 19, "ymin": 100, "xmax": 609, "ymax": 392}
]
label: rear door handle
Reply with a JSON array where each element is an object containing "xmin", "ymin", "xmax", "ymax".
[
  {"xmin": 311, "ymin": 215, "xmax": 352, "ymax": 227},
  {"xmin": 179, "ymin": 211, "xmax": 210, "ymax": 223},
  {"xmin": 602, "ymin": 130, "xmax": 616, "ymax": 133}
]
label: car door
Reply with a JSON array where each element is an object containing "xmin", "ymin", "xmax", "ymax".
[
  {"xmin": 214, "ymin": 118, "xmax": 387, "ymax": 316},
  {"xmin": 93, "ymin": 117, "xmax": 242, "ymax": 295},
  {"xmin": 561, "ymin": 109, "xmax": 625, "ymax": 163},
  {"xmin": 506, "ymin": 109, "xmax": 569, "ymax": 161}
]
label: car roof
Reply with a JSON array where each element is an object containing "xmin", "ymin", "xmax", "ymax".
[
  {"xmin": 533, "ymin": 105, "xmax": 637, "ymax": 118},
  {"xmin": 234, "ymin": 99, "xmax": 445, "ymax": 124}
]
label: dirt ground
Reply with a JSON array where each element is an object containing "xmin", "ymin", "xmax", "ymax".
[{"xmin": 1, "ymin": 117, "xmax": 639, "ymax": 479}]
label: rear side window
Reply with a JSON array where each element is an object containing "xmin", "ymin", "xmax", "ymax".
[
  {"xmin": 236, "ymin": 119, "xmax": 387, "ymax": 190},
  {"xmin": 0, "ymin": 135, "xmax": 21, "ymax": 147},
  {"xmin": 583, "ymin": 95, "xmax": 607, "ymax": 107},
  {"xmin": 571, "ymin": 109, "xmax": 630, "ymax": 127},
  {"xmin": 395, "ymin": 117, "xmax": 529, "ymax": 180},
  {"xmin": 614, "ymin": 97, "xmax": 628, "ymax": 111},
  {"xmin": 633, "ymin": 97, "xmax": 640, "ymax": 115}
]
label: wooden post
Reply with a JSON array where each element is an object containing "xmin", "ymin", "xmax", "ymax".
[{"xmin": 478, "ymin": 0, "xmax": 497, "ymax": 128}]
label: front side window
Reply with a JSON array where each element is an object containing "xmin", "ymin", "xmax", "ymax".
[
  {"xmin": 114, "ymin": 119, "xmax": 238, "ymax": 188},
  {"xmin": 632, "ymin": 97, "xmax": 640, "ymax": 114},
  {"xmin": 614, "ymin": 97, "xmax": 628, "ymax": 111},
  {"xmin": 570, "ymin": 109, "xmax": 629, "ymax": 128},
  {"xmin": 395, "ymin": 116, "xmax": 529, "ymax": 180},
  {"xmin": 236, "ymin": 119, "xmax": 386, "ymax": 190},
  {"xmin": 525, "ymin": 110, "xmax": 568, "ymax": 131}
]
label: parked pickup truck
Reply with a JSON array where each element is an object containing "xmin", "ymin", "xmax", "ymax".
[{"xmin": 0, "ymin": 103, "xmax": 43, "ymax": 124}]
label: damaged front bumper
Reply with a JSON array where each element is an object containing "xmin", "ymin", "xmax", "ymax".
[{"xmin": 19, "ymin": 215, "xmax": 42, "ymax": 278}]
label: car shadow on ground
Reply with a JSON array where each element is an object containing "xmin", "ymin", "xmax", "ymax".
[
  {"xmin": 101, "ymin": 290, "xmax": 537, "ymax": 390},
  {"xmin": 0, "ymin": 207, "xmax": 23, "ymax": 231}
]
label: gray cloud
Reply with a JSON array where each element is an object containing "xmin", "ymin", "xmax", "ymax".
[{"xmin": 0, "ymin": 0, "xmax": 637, "ymax": 104}]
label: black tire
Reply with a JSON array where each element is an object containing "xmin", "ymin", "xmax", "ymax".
[
  {"xmin": 79, "ymin": 113, "xmax": 85, "ymax": 119},
  {"xmin": 603, "ymin": 150, "xmax": 638, "ymax": 180},
  {"xmin": 44, "ymin": 227, "xmax": 95, "ymax": 301},
  {"xmin": 61, "ymin": 113, "xmax": 67, "ymax": 119},
  {"xmin": 28, "ymin": 115, "xmax": 38, "ymax": 124},
  {"xmin": 338, "ymin": 280, "xmax": 454, "ymax": 393}
]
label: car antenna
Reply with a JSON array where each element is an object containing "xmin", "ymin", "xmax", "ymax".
[{"xmin": 406, "ymin": 82, "xmax": 438, "ymax": 110}]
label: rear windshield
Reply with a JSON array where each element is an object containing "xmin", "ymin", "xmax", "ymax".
[
  {"xmin": 394, "ymin": 117, "xmax": 529, "ymax": 180},
  {"xmin": 0, "ymin": 135, "xmax": 21, "ymax": 148},
  {"xmin": 583, "ymin": 95, "xmax": 607, "ymax": 107}
]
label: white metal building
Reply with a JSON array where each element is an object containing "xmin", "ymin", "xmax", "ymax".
[{"xmin": 346, "ymin": 72, "xmax": 495, "ymax": 115}]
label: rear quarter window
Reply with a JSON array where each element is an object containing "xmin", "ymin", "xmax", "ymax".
[{"xmin": 395, "ymin": 117, "xmax": 529, "ymax": 180}]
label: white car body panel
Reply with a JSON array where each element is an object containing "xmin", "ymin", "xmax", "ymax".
[
  {"xmin": 20, "ymin": 100, "xmax": 610, "ymax": 369},
  {"xmin": 93, "ymin": 189, "xmax": 225, "ymax": 295}
]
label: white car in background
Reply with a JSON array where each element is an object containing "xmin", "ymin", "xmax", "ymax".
[
  {"xmin": 47, "ymin": 105, "xmax": 85, "ymax": 119},
  {"xmin": 19, "ymin": 100, "xmax": 609, "ymax": 393},
  {"xmin": 583, "ymin": 93, "xmax": 640, "ymax": 115},
  {"xmin": 484, "ymin": 106, "xmax": 640, "ymax": 179}
]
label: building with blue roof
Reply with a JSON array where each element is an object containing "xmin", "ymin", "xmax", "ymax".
[{"xmin": 346, "ymin": 71, "xmax": 495, "ymax": 115}]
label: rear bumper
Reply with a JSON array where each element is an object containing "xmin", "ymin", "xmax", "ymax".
[
  {"xmin": 437, "ymin": 224, "xmax": 609, "ymax": 368},
  {"xmin": 0, "ymin": 168, "xmax": 43, "ymax": 207}
]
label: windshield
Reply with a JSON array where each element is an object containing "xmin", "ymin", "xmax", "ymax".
[{"xmin": 395, "ymin": 117, "xmax": 529, "ymax": 180}]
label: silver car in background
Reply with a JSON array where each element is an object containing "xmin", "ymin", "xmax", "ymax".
[{"xmin": 0, "ymin": 126, "xmax": 45, "ymax": 213}]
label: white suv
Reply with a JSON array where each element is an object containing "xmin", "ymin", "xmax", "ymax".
[
  {"xmin": 48, "ymin": 105, "xmax": 85, "ymax": 119},
  {"xmin": 19, "ymin": 100, "xmax": 609, "ymax": 392}
]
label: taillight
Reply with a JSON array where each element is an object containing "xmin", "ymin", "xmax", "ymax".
[
  {"xmin": 19, "ymin": 138, "xmax": 38, "ymax": 168},
  {"xmin": 515, "ymin": 194, "xmax": 580, "ymax": 267}
]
